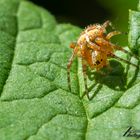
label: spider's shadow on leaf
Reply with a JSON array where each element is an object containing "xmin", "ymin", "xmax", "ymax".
[{"xmin": 86, "ymin": 59, "xmax": 139, "ymax": 99}]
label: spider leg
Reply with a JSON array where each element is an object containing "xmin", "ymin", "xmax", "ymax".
[
  {"xmin": 85, "ymin": 27, "xmax": 107, "ymax": 52},
  {"xmin": 85, "ymin": 34, "xmax": 105, "ymax": 52},
  {"xmin": 67, "ymin": 44, "xmax": 77, "ymax": 91},
  {"xmin": 102, "ymin": 20, "xmax": 115, "ymax": 29},
  {"xmin": 95, "ymin": 37, "xmax": 139, "ymax": 59},
  {"xmin": 112, "ymin": 45, "xmax": 139, "ymax": 59},
  {"xmin": 106, "ymin": 31, "xmax": 122, "ymax": 40},
  {"xmin": 86, "ymin": 40, "xmax": 100, "ymax": 50},
  {"xmin": 82, "ymin": 59, "xmax": 90, "ymax": 99},
  {"xmin": 109, "ymin": 53, "xmax": 138, "ymax": 68}
]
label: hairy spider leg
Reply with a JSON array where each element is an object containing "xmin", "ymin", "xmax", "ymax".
[
  {"xmin": 102, "ymin": 20, "xmax": 115, "ymax": 30},
  {"xmin": 85, "ymin": 28, "xmax": 98, "ymax": 42},
  {"xmin": 95, "ymin": 37, "xmax": 139, "ymax": 59},
  {"xmin": 85, "ymin": 33, "xmax": 106, "ymax": 52},
  {"xmin": 110, "ymin": 53, "xmax": 138, "ymax": 68},
  {"xmin": 106, "ymin": 31, "xmax": 122, "ymax": 40},
  {"xmin": 82, "ymin": 59, "xmax": 90, "ymax": 99},
  {"xmin": 112, "ymin": 45, "xmax": 139, "ymax": 60},
  {"xmin": 95, "ymin": 37, "xmax": 138, "ymax": 67},
  {"xmin": 105, "ymin": 31, "xmax": 138, "ymax": 59},
  {"xmin": 67, "ymin": 43, "xmax": 77, "ymax": 91},
  {"xmin": 85, "ymin": 28, "xmax": 111, "ymax": 53}
]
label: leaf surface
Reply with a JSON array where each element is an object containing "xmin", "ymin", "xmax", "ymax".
[{"xmin": 0, "ymin": 0, "xmax": 140, "ymax": 140}]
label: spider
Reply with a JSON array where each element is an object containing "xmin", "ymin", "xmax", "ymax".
[{"xmin": 67, "ymin": 20, "xmax": 138, "ymax": 99}]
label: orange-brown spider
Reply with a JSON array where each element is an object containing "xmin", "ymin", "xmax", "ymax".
[{"xmin": 67, "ymin": 20, "xmax": 138, "ymax": 99}]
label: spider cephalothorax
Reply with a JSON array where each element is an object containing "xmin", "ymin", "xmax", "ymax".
[{"xmin": 67, "ymin": 20, "xmax": 138, "ymax": 99}]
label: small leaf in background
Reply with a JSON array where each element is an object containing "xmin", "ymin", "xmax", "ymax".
[{"xmin": 0, "ymin": 0, "xmax": 140, "ymax": 140}]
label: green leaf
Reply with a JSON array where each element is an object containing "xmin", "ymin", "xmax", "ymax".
[{"xmin": 0, "ymin": 0, "xmax": 140, "ymax": 140}]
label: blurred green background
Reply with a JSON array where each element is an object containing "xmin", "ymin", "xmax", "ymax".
[{"xmin": 30, "ymin": 0, "xmax": 138, "ymax": 46}]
